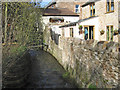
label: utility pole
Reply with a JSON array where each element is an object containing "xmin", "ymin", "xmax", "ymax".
[{"xmin": 4, "ymin": 3, "xmax": 7, "ymax": 43}]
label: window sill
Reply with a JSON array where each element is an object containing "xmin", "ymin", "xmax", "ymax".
[
  {"xmin": 75, "ymin": 12, "xmax": 80, "ymax": 14},
  {"xmin": 105, "ymin": 11, "xmax": 114, "ymax": 14},
  {"xmin": 89, "ymin": 15, "xmax": 95, "ymax": 18}
]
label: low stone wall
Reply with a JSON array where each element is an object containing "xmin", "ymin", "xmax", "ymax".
[
  {"xmin": 43, "ymin": 27, "xmax": 120, "ymax": 88},
  {"xmin": 2, "ymin": 50, "xmax": 31, "ymax": 88},
  {"xmin": 60, "ymin": 38, "xmax": 119, "ymax": 88}
]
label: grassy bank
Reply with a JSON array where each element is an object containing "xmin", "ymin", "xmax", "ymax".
[{"xmin": 2, "ymin": 45, "xmax": 31, "ymax": 88}]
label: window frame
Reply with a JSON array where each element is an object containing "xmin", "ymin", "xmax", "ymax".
[
  {"xmin": 70, "ymin": 28, "xmax": 74, "ymax": 37},
  {"xmin": 75, "ymin": 5, "xmax": 80, "ymax": 13},
  {"xmin": 106, "ymin": 0, "xmax": 114, "ymax": 13},
  {"xmin": 106, "ymin": 25, "xmax": 114, "ymax": 41},
  {"xmin": 90, "ymin": 3, "xmax": 95, "ymax": 17},
  {"xmin": 83, "ymin": 25, "xmax": 95, "ymax": 40}
]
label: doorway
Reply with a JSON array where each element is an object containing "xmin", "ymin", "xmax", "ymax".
[{"xmin": 84, "ymin": 26, "xmax": 94, "ymax": 40}]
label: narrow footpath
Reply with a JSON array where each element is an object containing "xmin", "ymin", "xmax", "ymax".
[{"xmin": 24, "ymin": 49, "xmax": 76, "ymax": 88}]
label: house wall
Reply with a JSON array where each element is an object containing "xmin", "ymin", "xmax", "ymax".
[
  {"xmin": 50, "ymin": 25, "xmax": 62, "ymax": 35},
  {"xmin": 42, "ymin": 16, "xmax": 79, "ymax": 37},
  {"xmin": 71, "ymin": 24, "xmax": 84, "ymax": 39},
  {"xmin": 80, "ymin": 17, "xmax": 99, "ymax": 40},
  {"xmin": 118, "ymin": 1, "xmax": 120, "ymax": 42},
  {"xmin": 63, "ymin": 25, "xmax": 84, "ymax": 39},
  {"xmin": 82, "ymin": 5, "xmax": 90, "ymax": 19},
  {"xmin": 119, "ymin": 1, "xmax": 120, "ymax": 28},
  {"xmin": 62, "ymin": 18, "xmax": 100, "ymax": 40},
  {"xmin": 96, "ymin": 0, "xmax": 119, "ymax": 42},
  {"xmin": 73, "ymin": 24, "xmax": 80, "ymax": 38},
  {"xmin": 64, "ymin": 27, "xmax": 70, "ymax": 37},
  {"xmin": 42, "ymin": 16, "xmax": 79, "ymax": 25},
  {"xmin": 80, "ymin": 0, "xmax": 119, "ymax": 42}
]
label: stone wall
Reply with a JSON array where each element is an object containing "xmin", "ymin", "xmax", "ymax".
[{"xmin": 43, "ymin": 27, "xmax": 120, "ymax": 88}]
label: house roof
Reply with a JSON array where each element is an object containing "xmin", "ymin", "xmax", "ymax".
[
  {"xmin": 43, "ymin": 8, "xmax": 79, "ymax": 16},
  {"xmin": 81, "ymin": 0, "xmax": 101, "ymax": 7},
  {"xmin": 44, "ymin": 1, "xmax": 56, "ymax": 9},
  {"xmin": 59, "ymin": 21, "xmax": 78, "ymax": 28},
  {"xmin": 59, "ymin": 16, "xmax": 98, "ymax": 28}
]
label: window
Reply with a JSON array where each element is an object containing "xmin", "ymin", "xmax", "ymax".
[
  {"xmin": 70, "ymin": 28, "xmax": 74, "ymax": 37},
  {"xmin": 84, "ymin": 26, "xmax": 94, "ymax": 40},
  {"xmin": 90, "ymin": 3, "xmax": 95, "ymax": 17},
  {"xmin": 75, "ymin": 5, "xmax": 80, "ymax": 13},
  {"xmin": 106, "ymin": 0, "xmax": 114, "ymax": 13},
  {"xmin": 106, "ymin": 25, "xmax": 113, "ymax": 41},
  {"xmin": 84, "ymin": 27, "xmax": 88, "ymax": 40},
  {"xmin": 51, "ymin": 5, "xmax": 54, "ymax": 8},
  {"xmin": 49, "ymin": 18, "xmax": 64, "ymax": 23}
]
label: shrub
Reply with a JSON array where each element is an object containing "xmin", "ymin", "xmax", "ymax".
[
  {"xmin": 62, "ymin": 72, "xmax": 70, "ymax": 79},
  {"xmin": 88, "ymin": 84, "xmax": 97, "ymax": 89},
  {"xmin": 79, "ymin": 25, "xmax": 83, "ymax": 29}
]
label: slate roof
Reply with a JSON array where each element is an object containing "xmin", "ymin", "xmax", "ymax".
[
  {"xmin": 43, "ymin": 8, "xmax": 79, "ymax": 16},
  {"xmin": 59, "ymin": 16, "xmax": 98, "ymax": 28},
  {"xmin": 81, "ymin": 0, "xmax": 101, "ymax": 7},
  {"xmin": 45, "ymin": 2, "xmax": 56, "ymax": 9}
]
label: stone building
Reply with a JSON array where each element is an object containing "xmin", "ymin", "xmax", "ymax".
[
  {"xmin": 42, "ymin": 0, "xmax": 83, "ymax": 35},
  {"xmin": 60, "ymin": 0, "xmax": 120, "ymax": 43}
]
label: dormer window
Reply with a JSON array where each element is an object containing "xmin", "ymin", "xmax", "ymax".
[
  {"xmin": 75, "ymin": 5, "xmax": 80, "ymax": 13},
  {"xmin": 90, "ymin": 3, "xmax": 95, "ymax": 17},
  {"xmin": 51, "ymin": 5, "xmax": 54, "ymax": 8},
  {"xmin": 106, "ymin": 0, "xmax": 114, "ymax": 13}
]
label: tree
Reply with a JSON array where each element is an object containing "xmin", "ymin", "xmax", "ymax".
[
  {"xmin": 2, "ymin": 2, "xmax": 43, "ymax": 46},
  {"xmin": 4, "ymin": 3, "xmax": 7, "ymax": 43}
]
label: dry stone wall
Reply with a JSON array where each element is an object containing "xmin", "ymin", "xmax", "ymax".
[{"xmin": 43, "ymin": 27, "xmax": 120, "ymax": 88}]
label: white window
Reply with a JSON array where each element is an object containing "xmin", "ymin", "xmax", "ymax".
[{"xmin": 75, "ymin": 5, "xmax": 80, "ymax": 13}]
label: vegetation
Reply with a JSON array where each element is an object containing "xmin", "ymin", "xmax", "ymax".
[
  {"xmin": 88, "ymin": 84, "xmax": 97, "ymax": 89},
  {"xmin": 100, "ymin": 30, "xmax": 105, "ymax": 35},
  {"xmin": 62, "ymin": 72, "xmax": 70, "ymax": 79},
  {"xmin": 114, "ymin": 29, "xmax": 118, "ymax": 35},
  {"xmin": 2, "ymin": 2, "xmax": 43, "ymax": 58},
  {"xmin": 2, "ymin": 2, "xmax": 44, "ymax": 87},
  {"xmin": 79, "ymin": 25, "xmax": 83, "ymax": 29}
]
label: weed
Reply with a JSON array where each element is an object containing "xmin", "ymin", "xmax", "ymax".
[
  {"xmin": 88, "ymin": 84, "xmax": 97, "ymax": 90},
  {"xmin": 62, "ymin": 72, "xmax": 70, "ymax": 79}
]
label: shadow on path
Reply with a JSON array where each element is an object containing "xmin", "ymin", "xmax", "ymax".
[{"xmin": 24, "ymin": 49, "xmax": 76, "ymax": 88}]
